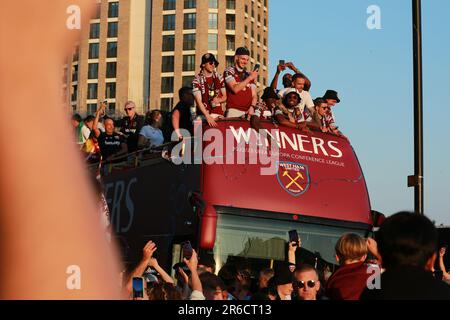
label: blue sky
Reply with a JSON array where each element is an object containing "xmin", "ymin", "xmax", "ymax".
[{"xmin": 269, "ymin": 0, "xmax": 450, "ymax": 224}]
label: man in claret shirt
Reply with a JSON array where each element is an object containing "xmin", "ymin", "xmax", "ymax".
[
  {"xmin": 224, "ymin": 47, "xmax": 259, "ymax": 119},
  {"xmin": 192, "ymin": 53, "xmax": 227, "ymax": 128}
]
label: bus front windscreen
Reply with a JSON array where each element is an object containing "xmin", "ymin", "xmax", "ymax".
[{"xmin": 213, "ymin": 212, "xmax": 367, "ymax": 271}]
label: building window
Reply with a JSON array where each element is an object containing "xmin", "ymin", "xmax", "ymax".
[
  {"xmin": 108, "ymin": 2, "xmax": 119, "ymax": 18},
  {"xmin": 245, "ymin": 5, "xmax": 248, "ymax": 13},
  {"xmin": 264, "ymin": 18, "xmax": 267, "ymax": 27},
  {"xmin": 209, "ymin": 0, "xmax": 218, "ymax": 9},
  {"xmin": 183, "ymin": 34, "xmax": 196, "ymax": 50},
  {"xmin": 184, "ymin": 0, "xmax": 196, "ymax": 9},
  {"xmin": 208, "ymin": 34, "xmax": 218, "ymax": 50},
  {"xmin": 162, "ymin": 35, "xmax": 175, "ymax": 51},
  {"xmin": 257, "ymin": 53, "xmax": 260, "ymax": 62},
  {"xmin": 88, "ymin": 63, "xmax": 98, "ymax": 79},
  {"xmin": 108, "ymin": 22, "xmax": 118, "ymax": 37},
  {"xmin": 106, "ymin": 62, "xmax": 117, "ymax": 78},
  {"xmin": 226, "ymin": 56, "xmax": 234, "ymax": 68},
  {"xmin": 182, "ymin": 76, "xmax": 194, "ymax": 88},
  {"xmin": 94, "ymin": 3, "xmax": 101, "ymax": 19},
  {"xmin": 263, "ymin": 38, "xmax": 267, "ymax": 46},
  {"xmin": 71, "ymin": 85, "xmax": 78, "ymax": 102},
  {"xmin": 89, "ymin": 43, "xmax": 99, "ymax": 59},
  {"xmin": 90, "ymin": 23, "xmax": 100, "ymax": 39},
  {"xmin": 163, "ymin": 15, "xmax": 176, "ymax": 31},
  {"xmin": 263, "ymin": 58, "xmax": 267, "ymax": 66},
  {"xmin": 107, "ymin": 42, "xmax": 117, "ymax": 58},
  {"xmin": 161, "ymin": 56, "xmax": 175, "ymax": 73},
  {"xmin": 107, "ymin": 103, "xmax": 116, "ymax": 115},
  {"xmin": 183, "ymin": 55, "xmax": 196, "ymax": 72},
  {"xmin": 160, "ymin": 98, "xmax": 173, "ymax": 112},
  {"xmin": 73, "ymin": 45, "xmax": 79, "ymax": 61},
  {"xmin": 226, "ymin": 0, "xmax": 236, "ymax": 9},
  {"xmin": 105, "ymin": 83, "xmax": 116, "ymax": 99},
  {"xmin": 226, "ymin": 14, "xmax": 235, "ymax": 30},
  {"xmin": 163, "ymin": 0, "xmax": 176, "ymax": 10},
  {"xmin": 161, "ymin": 77, "xmax": 174, "ymax": 94},
  {"xmin": 184, "ymin": 13, "xmax": 196, "ymax": 29},
  {"xmin": 87, "ymin": 103, "xmax": 97, "ymax": 115},
  {"xmin": 257, "ymin": 34, "xmax": 261, "ymax": 43},
  {"xmin": 87, "ymin": 83, "xmax": 98, "ymax": 100},
  {"xmin": 226, "ymin": 35, "xmax": 235, "ymax": 51},
  {"xmin": 72, "ymin": 65, "xmax": 78, "ymax": 82},
  {"xmin": 208, "ymin": 13, "xmax": 218, "ymax": 29}
]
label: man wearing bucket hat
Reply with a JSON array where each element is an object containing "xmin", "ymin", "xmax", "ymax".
[
  {"xmin": 321, "ymin": 90, "xmax": 345, "ymax": 137},
  {"xmin": 192, "ymin": 53, "xmax": 227, "ymax": 127},
  {"xmin": 224, "ymin": 47, "xmax": 258, "ymax": 119}
]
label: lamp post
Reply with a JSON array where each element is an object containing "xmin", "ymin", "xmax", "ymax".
[{"xmin": 408, "ymin": 0, "xmax": 424, "ymax": 215}]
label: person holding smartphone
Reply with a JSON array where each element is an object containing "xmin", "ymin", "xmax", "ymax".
[
  {"xmin": 192, "ymin": 53, "xmax": 227, "ymax": 127},
  {"xmin": 224, "ymin": 47, "xmax": 258, "ymax": 119}
]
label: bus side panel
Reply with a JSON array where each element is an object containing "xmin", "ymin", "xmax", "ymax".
[{"xmin": 102, "ymin": 161, "xmax": 201, "ymax": 269}]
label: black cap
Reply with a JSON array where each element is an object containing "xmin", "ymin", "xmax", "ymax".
[
  {"xmin": 273, "ymin": 262, "xmax": 294, "ymax": 286},
  {"xmin": 198, "ymin": 254, "xmax": 216, "ymax": 269},
  {"xmin": 322, "ymin": 90, "xmax": 341, "ymax": 103},
  {"xmin": 201, "ymin": 53, "xmax": 219, "ymax": 67},
  {"xmin": 235, "ymin": 47, "xmax": 250, "ymax": 56}
]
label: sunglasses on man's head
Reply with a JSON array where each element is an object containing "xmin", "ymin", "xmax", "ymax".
[
  {"xmin": 296, "ymin": 280, "xmax": 316, "ymax": 289},
  {"xmin": 321, "ymin": 106, "xmax": 331, "ymax": 111},
  {"xmin": 125, "ymin": 108, "xmax": 134, "ymax": 111}
]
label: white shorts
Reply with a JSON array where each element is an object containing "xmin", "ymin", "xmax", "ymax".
[{"xmin": 226, "ymin": 108, "xmax": 247, "ymax": 118}]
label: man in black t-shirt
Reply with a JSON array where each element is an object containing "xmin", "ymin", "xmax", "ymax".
[
  {"xmin": 115, "ymin": 101, "xmax": 145, "ymax": 153},
  {"xmin": 94, "ymin": 104, "xmax": 128, "ymax": 162},
  {"xmin": 172, "ymin": 87, "xmax": 195, "ymax": 139}
]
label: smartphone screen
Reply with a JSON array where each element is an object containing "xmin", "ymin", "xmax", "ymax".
[
  {"xmin": 254, "ymin": 64, "xmax": 260, "ymax": 72},
  {"xmin": 132, "ymin": 277, "xmax": 144, "ymax": 299},
  {"xmin": 182, "ymin": 241, "xmax": 193, "ymax": 260},
  {"xmin": 279, "ymin": 60, "xmax": 285, "ymax": 65},
  {"xmin": 288, "ymin": 230, "xmax": 299, "ymax": 246}
]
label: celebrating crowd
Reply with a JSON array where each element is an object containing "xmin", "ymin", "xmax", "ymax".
[{"xmin": 121, "ymin": 212, "xmax": 450, "ymax": 301}]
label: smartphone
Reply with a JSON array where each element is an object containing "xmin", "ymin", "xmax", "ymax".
[
  {"xmin": 182, "ymin": 241, "xmax": 193, "ymax": 260},
  {"xmin": 132, "ymin": 277, "xmax": 144, "ymax": 299},
  {"xmin": 288, "ymin": 230, "xmax": 300, "ymax": 246},
  {"xmin": 279, "ymin": 60, "xmax": 285, "ymax": 65},
  {"xmin": 253, "ymin": 64, "xmax": 260, "ymax": 72}
]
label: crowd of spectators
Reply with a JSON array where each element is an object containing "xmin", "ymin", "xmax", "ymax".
[{"xmin": 118, "ymin": 212, "xmax": 450, "ymax": 301}]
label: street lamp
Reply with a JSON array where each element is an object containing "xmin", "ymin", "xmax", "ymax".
[{"xmin": 408, "ymin": 0, "xmax": 424, "ymax": 215}]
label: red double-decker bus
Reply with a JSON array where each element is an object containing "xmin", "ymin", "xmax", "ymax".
[{"xmin": 101, "ymin": 119, "xmax": 373, "ymax": 273}]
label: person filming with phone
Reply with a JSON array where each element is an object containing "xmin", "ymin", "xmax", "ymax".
[{"xmin": 224, "ymin": 47, "xmax": 259, "ymax": 119}]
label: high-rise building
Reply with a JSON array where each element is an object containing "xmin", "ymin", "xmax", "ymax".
[
  {"xmin": 65, "ymin": 0, "xmax": 269, "ymax": 116},
  {"xmin": 150, "ymin": 0, "xmax": 269, "ymax": 111}
]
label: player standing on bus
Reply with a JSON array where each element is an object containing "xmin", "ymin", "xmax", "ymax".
[{"xmin": 192, "ymin": 53, "xmax": 227, "ymax": 128}]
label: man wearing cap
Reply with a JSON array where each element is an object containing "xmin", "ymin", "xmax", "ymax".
[
  {"xmin": 279, "ymin": 73, "xmax": 315, "ymax": 115},
  {"xmin": 192, "ymin": 53, "xmax": 227, "ymax": 127},
  {"xmin": 272, "ymin": 262, "xmax": 294, "ymax": 300},
  {"xmin": 321, "ymin": 90, "xmax": 344, "ymax": 137},
  {"xmin": 224, "ymin": 47, "xmax": 258, "ymax": 118}
]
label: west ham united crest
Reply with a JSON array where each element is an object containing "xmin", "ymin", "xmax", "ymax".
[{"xmin": 276, "ymin": 162, "xmax": 310, "ymax": 197}]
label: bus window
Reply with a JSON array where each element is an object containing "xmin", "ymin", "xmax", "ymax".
[{"xmin": 214, "ymin": 212, "xmax": 366, "ymax": 271}]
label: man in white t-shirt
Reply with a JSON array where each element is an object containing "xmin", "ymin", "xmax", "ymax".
[{"xmin": 278, "ymin": 73, "xmax": 315, "ymax": 114}]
